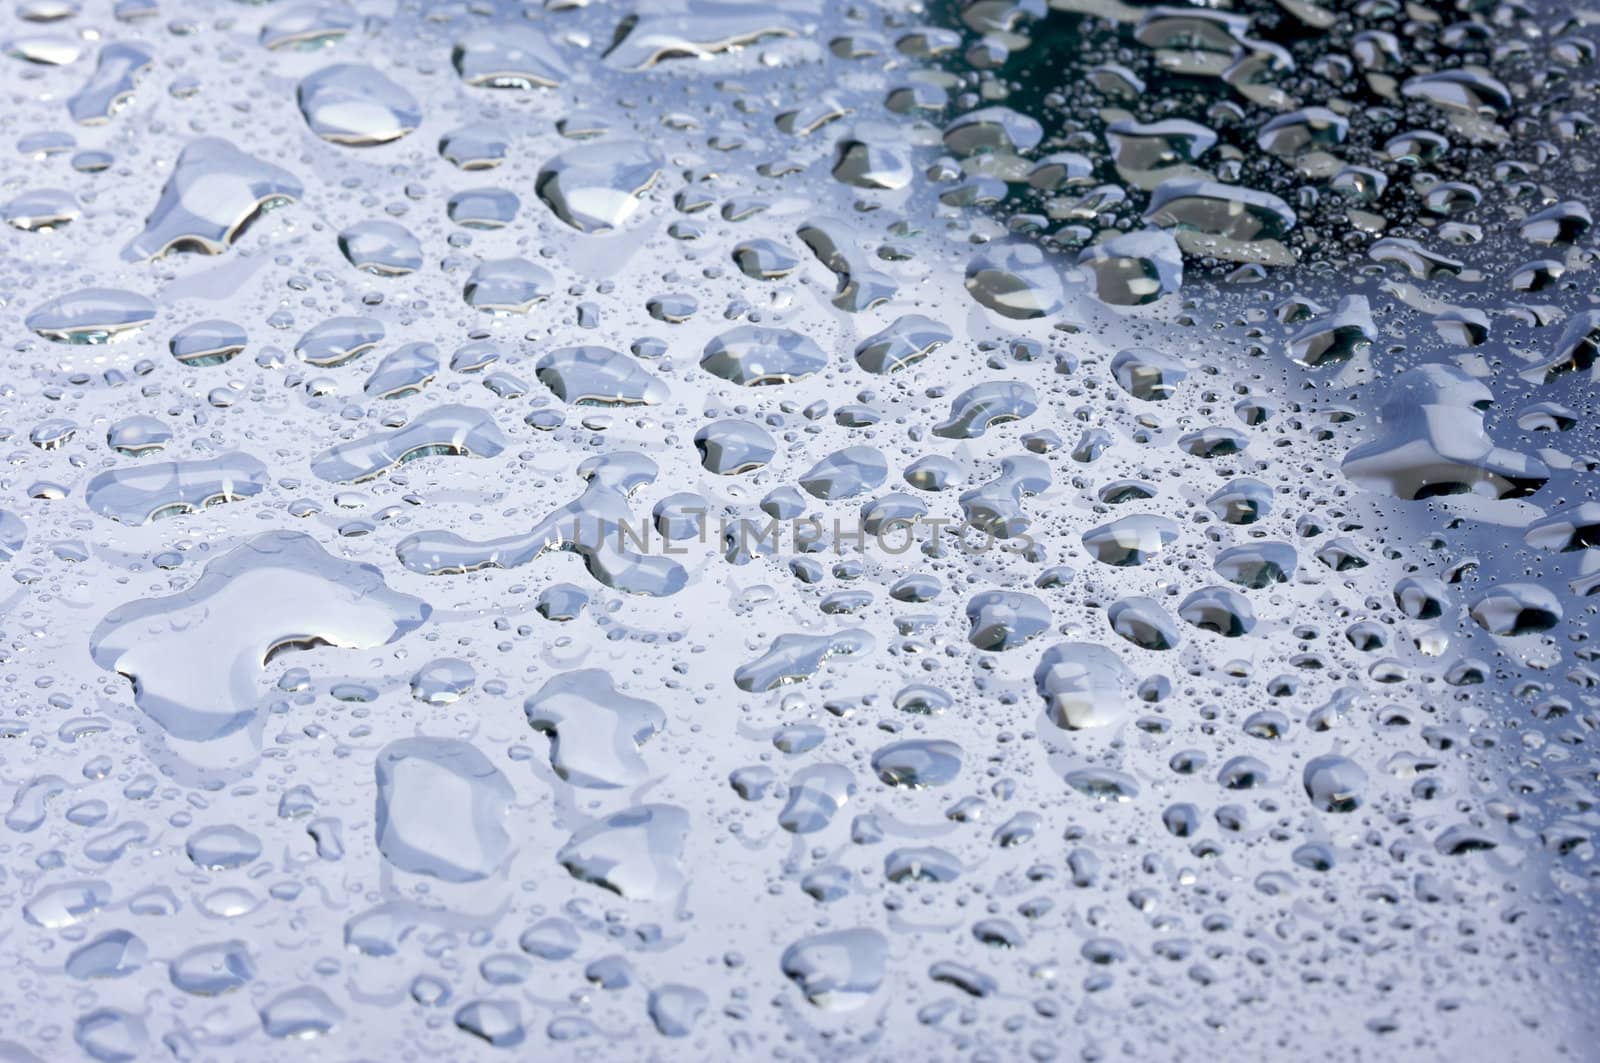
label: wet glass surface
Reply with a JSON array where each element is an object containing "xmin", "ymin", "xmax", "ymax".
[{"xmin": 1, "ymin": 0, "xmax": 1598, "ymax": 1058}]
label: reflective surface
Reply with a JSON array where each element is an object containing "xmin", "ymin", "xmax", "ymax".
[{"xmin": 0, "ymin": 0, "xmax": 1598, "ymax": 1059}]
